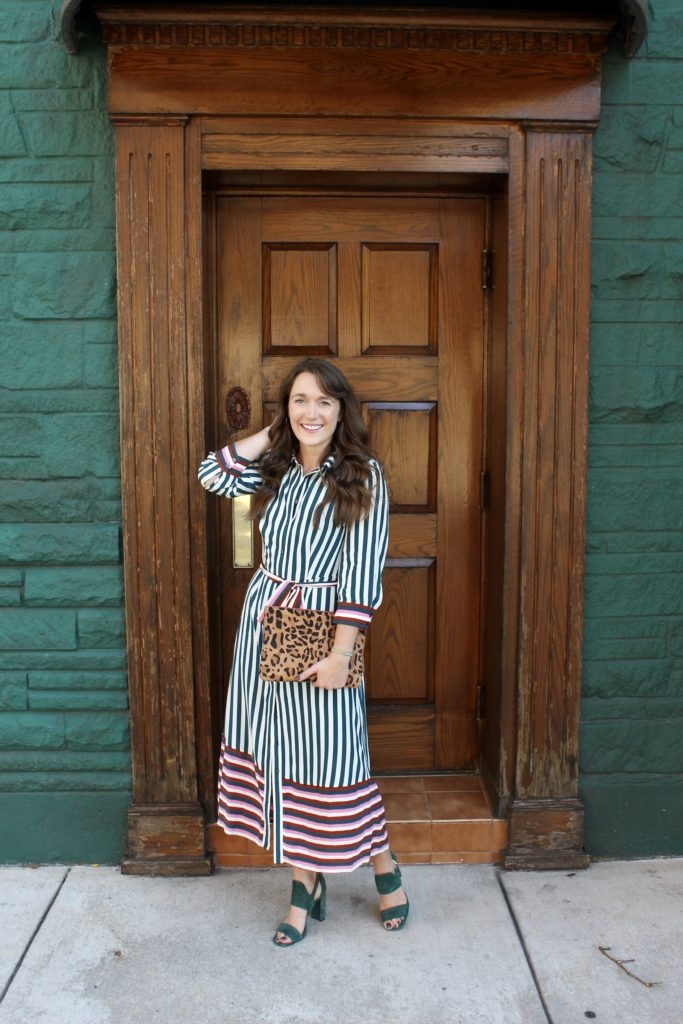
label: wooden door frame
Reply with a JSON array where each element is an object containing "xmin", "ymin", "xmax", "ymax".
[{"xmin": 95, "ymin": 4, "xmax": 615, "ymax": 873}]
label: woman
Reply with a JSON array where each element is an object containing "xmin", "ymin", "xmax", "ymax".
[{"xmin": 198, "ymin": 357, "xmax": 409, "ymax": 946}]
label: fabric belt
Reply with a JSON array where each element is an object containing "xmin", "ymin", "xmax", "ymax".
[{"xmin": 258, "ymin": 565, "xmax": 337, "ymax": 622}]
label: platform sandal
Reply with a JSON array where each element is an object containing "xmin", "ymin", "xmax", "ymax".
[
  {"xmin": 374, "ymin": 853, "xmax": 409, "ymax": 931},
  {"xmin": 272, "ymin": 873, "xmax": 327, "ymax": 947}
]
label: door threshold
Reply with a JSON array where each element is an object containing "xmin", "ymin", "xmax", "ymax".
[
  {"xmin": 207, "ymin": 773, "xmax": 507, "ymax": 867},
  {"xmin": 377, "ymin": 773, "xmax": 507, "ymax": 865}
]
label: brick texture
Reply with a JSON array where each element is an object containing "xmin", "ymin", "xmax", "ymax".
[
  {"xmin": 583, "ymin": 0, "xmax": 683, "ymax": 857},
  {"xmin": 0, "ymin": 0, "xmax": 129, "ymax": 863}
]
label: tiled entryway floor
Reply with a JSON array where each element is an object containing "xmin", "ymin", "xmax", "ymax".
[
  {"xmin": 377, "ymin": 774, "xmax": 507, "ymax": 864},
  {"xmin": 208, "ymin": 774, "xmax": 507, "ymax": 867}
]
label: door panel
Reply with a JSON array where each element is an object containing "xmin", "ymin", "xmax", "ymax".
[{"xmin": 215, "ymin": 191, "xmax": 486, "ymax": 772}]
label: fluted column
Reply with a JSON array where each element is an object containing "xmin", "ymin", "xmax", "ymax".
[
  {"xmin": 504, "ymin": 127, "xmax": 593, "ymax": 869},
  {"xmin": 114, "ymin": 117, "xmax": 211, "ymax": 875}
]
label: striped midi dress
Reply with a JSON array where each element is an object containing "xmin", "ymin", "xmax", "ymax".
[{"xmin": 198, "ymin": 444, "xmax": 391, "ymax": 872}]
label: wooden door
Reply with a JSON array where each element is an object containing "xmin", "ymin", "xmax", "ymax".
[{"xmin": 211, "ymin": 189, "xmax": 486, "ymax": 773}]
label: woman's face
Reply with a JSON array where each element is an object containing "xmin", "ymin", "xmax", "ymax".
[{"xmin": 287, "ymin": 371, "xmax": 341, "ymax": 466}]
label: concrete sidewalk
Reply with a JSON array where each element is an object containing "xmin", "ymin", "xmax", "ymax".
[{"xmin": 0, "ymin": 859, "xmax": 681, "ymax": 1024}]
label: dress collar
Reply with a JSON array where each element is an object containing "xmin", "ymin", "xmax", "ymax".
[{"xmin": 291, "ymin": 450, "xmax": 336, "ymax": 475}]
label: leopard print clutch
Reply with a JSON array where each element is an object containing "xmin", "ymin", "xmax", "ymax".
[{"xmin": 259, "ymin": 605, "xmax": 365, "ymax": 688}]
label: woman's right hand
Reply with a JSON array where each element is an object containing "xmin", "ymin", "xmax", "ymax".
[{"xmin": 299, "ymin": 653, "xmax": 350, "ymax": 690}]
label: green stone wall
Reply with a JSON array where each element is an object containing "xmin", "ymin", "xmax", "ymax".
[
  {"xmin": 0, "ymin": 1, "xmax": 681, "ymax": 862},
  {"xmin": 582, "ymin": 0, "xmax": 683, "ymax": 856},
  {"xmin": 0, "ymin": 1, "xmax": 130, "ymax": 862}
]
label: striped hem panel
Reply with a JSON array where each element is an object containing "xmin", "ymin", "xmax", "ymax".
[
  {"xmin": 216, "ymin": 444, "xmax": 251, "ymax": 477},
  {"xmin": 281, "ymin": 777, "xmax": 389, "ymax": 872},
  {"xmin": 333, "ymin": 602, "xmax": 374, "ymax": 631},
  {"xmin": 282, "ymin": 836, "xmax": 390, "ymax": 873},
  {"xmin": 283, "ymin": 808, "xmax": 387, "ymax": 835},
  {"xmin": 281, "ymin": 784, "xmax": 382, "ymax": 819},
  {"xmin": 216, "ymin": 743, "xmax": 266, "ymax": 847}
]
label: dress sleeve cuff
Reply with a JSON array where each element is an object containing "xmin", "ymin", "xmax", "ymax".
[
  {"xmin": 333, "ymin": 603, "xmax": 374, "ymax": 632},
  {"xmin": 216, "ymin": 444, "xmax": 252, "ymax": 477}
]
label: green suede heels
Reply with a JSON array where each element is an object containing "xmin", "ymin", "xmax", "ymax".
[
  {"xmin": 374, "ymin": 854, "xmax": 409, "ymax": 931},
  {"xmin": 272, "ymin": 873, "xmax": 327, "ymax": 947}
]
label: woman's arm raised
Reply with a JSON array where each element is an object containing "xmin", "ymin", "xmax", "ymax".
[
  {"xmin": 232, "ymin": 425, "xmax": 273, "ymax": 462},
  {"xmin": 198, "ymin": 425, "xmax": 273, "ymax": 499}
]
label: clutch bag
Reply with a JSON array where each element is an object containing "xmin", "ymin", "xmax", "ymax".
[{"xmin": 259, "ymin": 605, "xmax": 365, "ymax": 688}]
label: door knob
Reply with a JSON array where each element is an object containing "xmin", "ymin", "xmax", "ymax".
[{"xmin": 225, "ymin": 386, "xmax": 251, "ymax": 432}]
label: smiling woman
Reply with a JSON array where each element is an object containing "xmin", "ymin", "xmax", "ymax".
[
  {"xmin": 288, "ymin": 373, "xmax": 341, "ymax": 471},
  {"xmin": 248, "ymin": 359, "xmax": 376, "ymax": 531},
  {"xmin": 198, "ymin": 357, "xmax": 409, "ymax": 945}
]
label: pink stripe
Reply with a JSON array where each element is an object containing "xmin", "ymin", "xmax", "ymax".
[
  {"xmin": 219, "ymin": 774, "xmax": 262, "ymax": 795},
  {"xmin": 217, "ymin": 820, "xmax": 264, "ymax": 843},
  {"xmin": 284, "ymin": 791, "xmax": 382, "ymax": 810},
  {"xmin": 217, "ymin": 746, "xmax": 266, "ymax": 838},
  {"xmin": 218, "ymin": 784, "xmax": 262, "ymax": 805},
  {"xmin": 218, "ymin": 795, "xmax": 263, "ymax": 819},
  {"xmin": 218, "ymin": 446, "xmax": 242, "ymax": 472},
  {"xmin": 282, "ymin": 799, "xmax": 381, "ymax": 817},
  {"xmin": 283, "ymin": 836, "xmax": 388, "ymax": 865},
  {"xmin": 217, "ymin": 802, "xmax": 263, "ymax": 827},
  {"xmin": 219, "ymin": 807, "xmax": 263, "ymax": 828},
  {"xmin": 222, "ymin": 748, "xmax": 263, "ymax": 771},
  {"xmin": 283, "ymin": 825, "xmax": 387, "ymax": 851},
  {"xmin": 336, "ymin": 611, "xmax": 372, "ymax": 624},
  {"xmin": 257, "ymin": 579, "xmax": 299, "ymax": 623},
  {"xmin": 283, "ymin": 814, "xmax": 386, "ymax": 839},
  {"xmin": 219, "ymin": 794, "xmax": 262, "ymax": 815},
  {"xmin": 218, "ymin": 768, "xmax": 261, "ymax": 789},
  {"xmin": 283, "ymin": 801, "xmax": 383, "ymax": 823},
  {"xmin": 284, "ymin": 840, "xmax": 387, "ymax": 861},
  {"xmin": 281, "ymin": 832, "xmax": 390, "ymax": 873},
  {"xmin": 284, "ymin": 809, "xmax": 386, "ymax": 833},
  {"xmin": 279, "ymin": 773, "xmax": 389, "ymax": 870},
  {"xmin": 221, "ymin": 771, "xmax": 262, "ymax": 787},
  {"xmin": 220, "ymin": 752, "xmax": 264, "ymax": 784},
  {"xmin": 216, "ymin": 744, "xmax": 391, "ymax": 871},
  {"xmin": 281, "ymin": 780, "xmax": 377, "ymax": 801}
]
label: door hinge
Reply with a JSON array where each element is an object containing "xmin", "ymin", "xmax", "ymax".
[
  {"xmin": 482, "ymin": 248, "xmax": 493, "ymax": 290},
  {"xmin": 476, "ymin": 682, "xmax": 486, "ymax": 721},
  {"xmin": 479, "ymin": 471, "xmax": 491, "ymax": 511}
]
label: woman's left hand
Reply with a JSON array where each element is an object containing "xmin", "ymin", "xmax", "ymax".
[{"xmin": 299, "ymin": 654, "xmax": 349, "ymax": 690}]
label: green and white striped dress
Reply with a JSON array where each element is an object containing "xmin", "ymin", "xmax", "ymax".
[{"xmin": 198, "ymin": 444, "xmax": 391, "ymax": 872}]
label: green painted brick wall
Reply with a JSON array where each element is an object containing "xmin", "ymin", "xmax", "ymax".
[
  {"xmin": 1, "ymin": 1, "xmax": 682, "ymax": 863},
  {"xmin": 0, "ymin": 0, "xmax": 129, "ymax": 863},
  {"xmin": 583, "ymin": 0, "xmax": 683, "ymax": 858}
]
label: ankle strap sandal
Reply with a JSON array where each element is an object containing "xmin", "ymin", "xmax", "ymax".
[{"xmin": 374, "ymin": 854, "xmax": 409, "ymax": 931}]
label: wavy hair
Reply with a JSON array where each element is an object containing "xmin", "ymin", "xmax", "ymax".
[{"xmin": 249, "ymin": 358, "xmax": 376, "ymax": 527}]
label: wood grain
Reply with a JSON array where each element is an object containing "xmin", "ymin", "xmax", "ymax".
[
  {"xmin": 263, "ymin": 355, "xmax": 439, "ymax": 401},
  {"xmin": 115, "ymin": 122, "xmax": 211, "ymax": 873},
  {"xmin": 202, "ymin": 131, "xmax": 509, "ymax": 174},
  {"xmin": 515, "ymin": 130, "xmax": 591, "ymax": 802},
  {"xmin": 107, "ymin": 45, "xmax": 603, "ymax": 123},
  {"xmin": 214, "ymin": 193, "xmax": 486, "ymax": 772},
  {"xmin": 201, "ymin": 116, "xmax": 510, "ymax": 175}
]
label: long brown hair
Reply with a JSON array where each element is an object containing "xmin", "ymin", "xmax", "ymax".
[{"xmin": 249, "ymin": 358, "xmax": 375, "ymax": 527}]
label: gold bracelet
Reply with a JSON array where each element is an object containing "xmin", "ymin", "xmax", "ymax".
[{"xmin": 331, "ymin": 646, "xmax": 353, "ymax": 659}]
